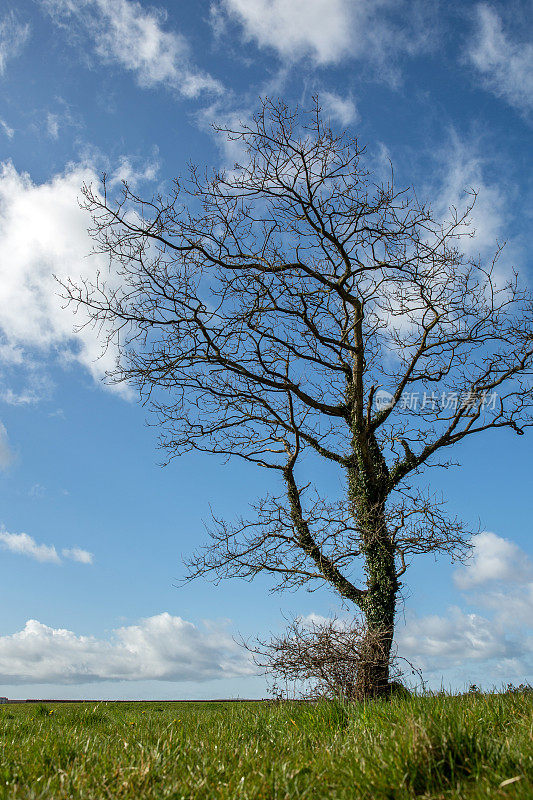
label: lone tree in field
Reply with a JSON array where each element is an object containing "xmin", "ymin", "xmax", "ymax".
[{"xmin": 63, "ymin": 99, "xmax": 533, "ymax": 699}]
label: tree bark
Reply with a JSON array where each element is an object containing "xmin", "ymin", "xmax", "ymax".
[
  {"xmin": 348, "ymin": 436, "xmax": 397, "ymax": 699},
  {"xmin": 356, "ymin": 537, "xmax": 396, "ymax": 699}
]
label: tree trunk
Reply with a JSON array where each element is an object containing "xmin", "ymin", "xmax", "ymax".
[
  {"xmin": 356, "ymin": 535, "xmax": 396, "ymax": 699},
  {"xmin": 348, "ymin": 438, "xmax": 397, "ymax": 700}
]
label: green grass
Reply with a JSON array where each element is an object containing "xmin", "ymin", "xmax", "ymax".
[{"xmin": 0, "ymin": 694, "xmax": 531, "ymax": 798}]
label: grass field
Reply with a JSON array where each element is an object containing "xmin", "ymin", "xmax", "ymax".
[{"xmin": 0, "ymin": 693, "xmax": 532, "ymax": 799}]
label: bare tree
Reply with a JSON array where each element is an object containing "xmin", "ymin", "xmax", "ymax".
[{"xmin": 61, "ymin": 98, "xmax": 533, "ymax": 699}]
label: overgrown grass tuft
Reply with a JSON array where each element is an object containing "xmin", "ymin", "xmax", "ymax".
[{"xmin": 0, "ymin": 693, "xmax": 531, "ymax": 798}]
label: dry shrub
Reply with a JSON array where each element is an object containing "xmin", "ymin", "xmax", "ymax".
[{"xmin": 247, "ymin": 615, "xmax": 408, "ymax": 701}]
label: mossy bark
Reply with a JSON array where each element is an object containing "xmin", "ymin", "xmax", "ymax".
[{"xmin": 348, "ymin": 431, "xmax": 397, "ymax": 699}]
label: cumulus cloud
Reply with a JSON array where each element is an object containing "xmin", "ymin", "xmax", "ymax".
[
  {"xmin": 377, "ymin": 131, "xmax": 514, "ymax": 266},
  {"xmin": 399, "ymin": 606, "xmax": 517, "ymax": 663},
  {"xmin": 397, "ymin": 532, "xmax": 533, "ymax": 686},
  {"xmin": 479, "ymin": 583, "xmax": 533, "ymax": 629},
  {"xmin": 0, "ymin": 529, "xmax": 93, "ymax": 565},
  {"xmin": 0, "ymin": 613, "xmax": 253, "ymax": 684},
  {"xmin": 215, "ymin": 0, "xmax": 434, "ymax": 79},
  {"xmin": 195, "ymin": 102, "xmax": 255, "ymax": 168},
  {"xmin": 467, "ymin": 4, "xmax": 533, "ymax": 115},
  {"xmin": 218, "ymin": 0, "xmax": 355, "ymax": 64},
  {"xmin": 429, "ymin": 131, "xmax": 511, "ymax": 259},
  {"xmin": 62, "ymin": 547, "xmax": 94, "ymax": 564},
  {"xmin": 398, "ymin": 607, "xmax": 531, "ymax": 686},
  {"xmin": 0, "ymin": 377, "xmax": 52, "ymax": 406},
  {"xmin": 0, "ymin": 421, "xmax": 14, "ymax": 469},
  {"xmin": 0, "ymin": 159, "xmax": 140, "ymax": 398},
  {"xmin": 321, "ymin": 91, "xmax": 359, "ymax": 126},
  {"xmin": 454, "ymin": 531, "xmax": 533, "ymax": 590},
  {"xmin": 0, "ymin": 531, "xmax": 60, "ymax": 564},
  {"xmin": 456, "ymin": 533, "xmax": 533, "ymax": 631},
  {"xmin": 41, "ymin": 0, "xmax": 222, "ymax": 98},
  {"xmin": 108, "ymin": 153, "xmax": 159, "ymax": 189},
  {"xmin": 0, "ymin": 12, "xmax": 30, "ymax": 75}
]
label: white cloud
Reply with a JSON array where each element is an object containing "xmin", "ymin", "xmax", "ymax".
[
  {"xmin": 0, "ymin": 613, "xmax": 253, "ymax": 684},
  {"xmin": 479, "ymin": 583, "xmax": 533, "ymax": 628},
  {"xmin": 215, "ymin": 0, "xmax": 433, "ymax": 78},
  {"xmin": 321, "ymin": 91, "xmax": 359, "ymax": 126},
  {"xmin": 467, "ymin": 4, "xmax": 533, "ymax": 115},
  {"xmin": 0, "ymin": 12, "xmax": 30, "ymax": 75},
  {"xmin": 0, "ymin": 530, "xmax": 60, "ymax": 564},
  {"xmin": 0, "ymin": 160, "xmax": 137, "ymax": 398},
  {"xmin": 108, "ymin": 153, "xmax": 159, "ymax": 189},
  {"xmin": 454, "ymin": 531, "xmax": 533, "ymax": 590},
  {"xmin": 0, "ymin": 119, "xmax": 14, "ymax": 139},
  {"xmin": 398, "ymin": 606, "xmax": 531, "ymax": 687},
  {"xmin": 430, "ymin": 131, "xmax": 509, "ymax": 258},
  {"xmin": 0, "ymin": 379, "xmax": 51, "ymax": 405},
  {"xmin": 195, "ymin": 102, "xmax": 255, "ymax": 168},
  {"xmin": 0, "ymin": 529, "xmax": 94, "ymax": 566},
  {"xmin": 398, "ymin": 532, "xmax": 533, "ymax": 687},
  {"xmin": 46, "ymin": 113, "xmax": 60, "ymax": 140},
  {"xmin": 62, "ymin": 547, "xmax": 94, "ymax": 564},
  {"xmin": 219, "ymin": 0, "xmax": 354, "ymax": 64},
  {"xmin": 40, "ymin": 99, "xmax": 82, "ymax": 141},
  {"xmin": 456, "ymin": 532, "xmax": 533, "ymax": 630},
  {"xmin": 399, "ymin": 606, "xmax": 516, "ymax": 664},
  {"xmin": 41, "ymin": 0, "xmax": 222, "ymax": 98},
  {"xmin": 0, "ymin": 421, "xmax": 14, "ymax": 469}
]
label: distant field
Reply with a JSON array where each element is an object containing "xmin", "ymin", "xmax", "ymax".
[{"xmin": 0, "ymin": 694, "xmax": 531, "ymax": 799}]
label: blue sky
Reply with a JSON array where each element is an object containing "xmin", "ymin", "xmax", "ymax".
[{"xmin": 0, "ymin": 0, "xmax": 531, "ymax": 699}]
